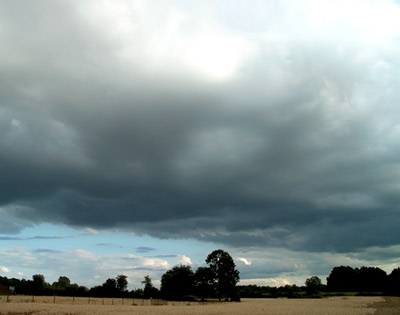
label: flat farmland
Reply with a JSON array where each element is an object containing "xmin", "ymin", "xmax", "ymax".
[{"xmin": 1, "ymin": 296, "xmax": 395, "ymax": 315}]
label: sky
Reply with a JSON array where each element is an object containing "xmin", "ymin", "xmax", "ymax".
[{"xmin": 1, "ymin": 0, "xmax": 400, "ymax": 290}]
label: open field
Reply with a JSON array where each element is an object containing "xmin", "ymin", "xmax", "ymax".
[{"xmin": 1, "ymin": 296, "xmax": 399, "ymax": 315}]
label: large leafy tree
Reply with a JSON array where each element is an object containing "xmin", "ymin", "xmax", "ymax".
[
  {"xmin": 161, "ymin": 265, "xmax": 194, "ymax": 300},
  {"xmin": 206, "ymin": 249, "xmax": 239, "ymax": 300}
]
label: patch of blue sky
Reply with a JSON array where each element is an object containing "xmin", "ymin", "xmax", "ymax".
[{"xmin": 1, "ymin": 223, "xmax": 221, "ymax": 265}]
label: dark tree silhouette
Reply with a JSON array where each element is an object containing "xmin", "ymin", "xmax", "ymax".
[
  {"xmin": 116, "ymin": 274, "xmax": 128, "ymax": 292},
  {"xmin": 30, "ymin": 274, "xmax": 47, "ymax": 295},
  {"xmin": 206, "ymin": 249, "xmax": 240, "ymax": 301},
  {"xmin": 327, "ymin": 266, "xmax": 389, "ymax": 293},
  {"xmin": 358, "ymin": 267, "xmax": 387, "ymax": 292},
  {"xmin": 327, "ymin": 266, "xmax": 358, "ymax": 292},
  {"xmin": 194, "ymin": 266, "xmax": 214, "ymax": 300},
  {"xmin": 102, "ymin": 278, "xmax": 118, "ymax": 297},
  {"xmin": 141, "ymin": 275, "xmax": 158, "ymax": 298},
  {"xmin": 33, "ymin": 274, "xmax": 45, "ymax": 288},
  {"xmin": 161, "ymin": 265, "xmax": 194, "ymax": 300},
  {"xmin": 305, "ymin": 276, "xmax": 322, "ymax": 295},
  {"xmin": 53, "ymin": 276, "xmax": 71, "ymax": 289},
  {"xmin": 388, "ymin": 268, "xmax": 400, "ymax": 296}
]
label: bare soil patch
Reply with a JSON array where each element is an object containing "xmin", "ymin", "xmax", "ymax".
[{"xmin": 371, "ymin": 297, "xmax": 400, "ymax": 315}]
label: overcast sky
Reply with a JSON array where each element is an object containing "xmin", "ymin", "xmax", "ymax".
[{"xmin": 1, "ymin": 0, "xmax": 400, "ymax": 289}]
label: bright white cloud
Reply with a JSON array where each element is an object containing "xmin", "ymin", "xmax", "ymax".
[
  {"xmin": 76, "ymin": 0, "xmax": 256, "ymax": 81},
  {"xmin": 177, "ymin": 254, "xmax": 192, "ymax": 265},
  {"xmin": 182, "ymin": 28, "xmax": 256, "ymax": 81},
  {"xmin": 141, "ymin": 257, "xmax": 170, "ymax": 269},
  {"xmin": 1, "ymin": 266, "xmax": 10, "ymax": 273},
  {"xmin": 304, "ymin": 0, "xmax": 400, "ymax": 41},
  {"xmin": 237, "ymin": 257, "xmax": 251, "ymax": 266}
]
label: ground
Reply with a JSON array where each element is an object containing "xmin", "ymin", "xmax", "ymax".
[{"xmin": 1, "ymin": 296, "xmax": 399, "ymax": 314}]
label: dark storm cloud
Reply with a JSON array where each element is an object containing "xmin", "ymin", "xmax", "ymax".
[{"xmin": 1, "ymin": 0, "xmax": 400, "ymax": 256}]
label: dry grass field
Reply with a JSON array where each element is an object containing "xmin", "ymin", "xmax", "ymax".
[{"xmin": 1, "ymin": 296, "xmax": 396, "ymax": 315}]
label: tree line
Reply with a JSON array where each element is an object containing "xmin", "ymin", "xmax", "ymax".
[
  {"xmin": 1, "ymin": 257, "xmax": 399, "ymax": 300},
  {"xmin": 237, "ymin": 266, "xmax": 400, "ymax": 298},
  {"xmin": 326, "ymin": 266, "xmax": 400, "ymax": 295},
  {"xmin": 0, "ymin": 249, "xmax": 240, "ymax": 301}
]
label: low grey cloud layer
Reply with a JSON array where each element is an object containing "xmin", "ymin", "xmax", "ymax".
[{"xmin": 1, "ymin": 0, "xmax": 400, "ymax": 260}]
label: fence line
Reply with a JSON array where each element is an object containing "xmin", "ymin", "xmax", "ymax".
[{"xmin": 0, "ymin": 295, "xmax": 222, "ymax": 306}]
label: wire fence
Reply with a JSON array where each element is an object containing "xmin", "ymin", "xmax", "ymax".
[{"xmin": 0, "ymin": 295, "xmax": 222, "ymax": 306}]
